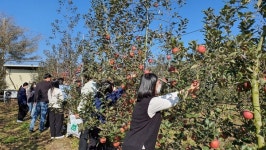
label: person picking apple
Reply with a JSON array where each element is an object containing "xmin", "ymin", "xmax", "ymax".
[{"xmin": 122, "ymin": 73, "xmax": 199, "ymax": 150}]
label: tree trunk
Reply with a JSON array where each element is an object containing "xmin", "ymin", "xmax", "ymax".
[{"xmin": 251, "ymin": 25, "xmax": 265, "ymax": 149}]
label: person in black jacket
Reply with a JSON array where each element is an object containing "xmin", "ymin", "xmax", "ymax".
[
  {"xmin": 29, "ymin": 73, "xmax": 52, "ymax": 132},
  {"xmin": 122, "ymin": 73, "xmax": 199, "ymax": 150},
  {"xmin": 27, "ymin": 82, "xmax": 36, "ymax": 117},
  {"xmin": 17, "ymin": 82, "xmax": 29, "ymax": 122}
]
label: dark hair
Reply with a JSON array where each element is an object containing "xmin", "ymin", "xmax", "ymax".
[
  {"xmin": 23, "ymin": 82, "xmax": 29, "ymax": 87},
  {"xmin": 50, "ymin": 79, "xmax": 59, "ymax": 95},
  {"xmin": 43, "ymin": 73, "xmax": 52, "ymax": 79},
  {"xmin": 99, "ymin": 80, "xmax": 114, "ymax": 94},
  {"xmin": 58, "ymin": 78, "xmax": 64, "ymax": 85},
  {"xmin": 83, "ymin": 74, "xmax": 92, "ymax": 81},
  {"xmin": 137, "ymin": 73, "xmax": 158, "ymax": 100},
  {"xmin": 51, "ymin": 79, "xmax": 59, "ymax": 88},
  {"xmin": 30, "ymin": 82, "xmax": 36, "ymax": 92}
]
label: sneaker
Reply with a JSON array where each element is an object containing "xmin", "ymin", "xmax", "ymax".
[
  {"xmin": 29, "ymin": 129, "xmax": 34, "ymax": 133},
  {"xmin": 17, "ymin": 120, "xmax": 23, "ymax": 123},
  {"xmin": 51, "ymin": 137, "xmax": 55, "ymax": 139},
  {"xmin": 55, "ymin": 135, "xmax": 64, "ymax": 139}
]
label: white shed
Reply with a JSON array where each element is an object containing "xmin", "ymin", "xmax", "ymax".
[{"xmin": 3, "ymin": 61, "xmax": 40, "ymax": 100}]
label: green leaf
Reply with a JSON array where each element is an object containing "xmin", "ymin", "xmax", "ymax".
[
  {"xmin": 246, "ymin": 67, "xmax": 253, "ymax": 73},
  {"xmin": 190, "ymin": 64, "xmax": 199, "ymax": 69},
  {"xmin": 228, "ymin": 52, "xmax": 238, "ymax": 57}
]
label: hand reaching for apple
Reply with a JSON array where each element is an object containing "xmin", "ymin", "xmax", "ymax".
[
  {"xmin": 179, "ymin": 80, "xmax": 200, "ymax": 99},
  {"xmin": 189, "ymin": 80, "xmax": 200, "ymax": 92}
]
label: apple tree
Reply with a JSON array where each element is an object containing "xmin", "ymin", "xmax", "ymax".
[
  {"xmin": 39, "ymin": 0, "xmax": 83, "ymax": 82},
  {"xmin": 74, "ymin": 0, "xmax": 189, "ymax": 148},
  {"xmin": 47, "ymin": 0, "xmax": 266, "ymax": 149},
  {"xmin": 159, "ymin": 0, "xmax": 266, "ymax": 149}
]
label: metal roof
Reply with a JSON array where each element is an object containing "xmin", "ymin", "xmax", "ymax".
[{"xmin": 4, "ymin": 61, "xmax": 41, "ymax": 68}]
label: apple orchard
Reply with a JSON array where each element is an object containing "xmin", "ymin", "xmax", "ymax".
[{"xmin": 41, "ymin": 0, "xmax": 266, "ymax": 149}]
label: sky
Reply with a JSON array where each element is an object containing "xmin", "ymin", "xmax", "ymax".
[{"xmin": 0, "ymin": 0, "xmax": 225, "ymax": 62}]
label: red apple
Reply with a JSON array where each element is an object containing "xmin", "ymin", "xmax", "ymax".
[
  {"xmin": 168, "ymin": 66, "xmax": 177, "ymax": 72},
  {"xmin": 105, "ymin": 34, "xmax": 110, "ymax": 40},
  {"xmin": 113, "ymin": 136, "xmax": 121, "ymax": 141},
  {"xmin": 113, "ymin": 142, "xmax": 120, "ymax": 147},
  {"xmin": 153, "ymin": 2, "xmax": 159, "ymax": 7},
  {"xmin": 129, "ymin": 99, "xmax": 135, "ymax": 104},
  {"xmin": 170, "ymin": 80, "xmax": 177, "ymax": 86},
  {"xmin": 123, "ymin": 55, "xmax": 128, "ymax": 60},
  {"xmin": 114, "ymin": 53, "xmax": 119, "ymax": 58},
  {"xmin": 129, "ymin": 51, "xmax": 134, "ymax": 57},
  {"xmin": 144, "ymin": 69, "xmax": 150, "ymax": 74},
  {"xmin": 138, "ymin": 50, "xmax": 142, "ymax": 55},
  {"xmin": 243, "ymin": 81, "xmax": 251, "ymax": 90},
  {"xmin": 242, "ymin": 110, "xmax": 253, "ymax": 120},
  {"xmin": 109, "ymin": 59, "xmax": 115, "ymax": 65},
  {"xmin": 139, "ymin": 64, "xmax": 144, "ymax": 70},
  {"xmin": 136, "ymin": 36, "xmax": 141, "ymax": 41},
  {"xmin": 132, "ymin": 46, "xmax": 137, "ymax": 51},
  {"xmin": 172, "ymin": 47, "xmax": 179, "ymax": 54},
  {"xmin": 112, "ymin": 66, "xmax": 117, "ymax": 70},
  {"xmin": 99, "ymin": 137, "xmax": 106, "ymax": 144},
  {"xmin": 120, "ymin": 127, "xmax": 125, "ymax": 133},
  {"xmin": 191, "ymin": 94, "xmax": 197, "ymax": 98},
  {"xmin": 192, "ymin": 80, "xmax": 199, "ymax": 86},
  {"xmin": 210, "ymin": 139, "xmax": 219, "ymax": 149},
  {"xmin": 197, "ymin": 45, "xmax": 206, "ymax": 54},
  {"xmin": 166, "ymin": 55, "xmax": 171, "ymax": 60},
  {"xmin": 126, "ymin": 74, "xmax": 131, "ymax": 80},
  {"xmin": 148, "ymin": 59, "xmax": 153, "ymax": 63}
]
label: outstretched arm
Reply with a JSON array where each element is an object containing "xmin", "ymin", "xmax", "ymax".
[{"xmin": 148, "ymin": 80, "xmax": 200, "ymax": 118}]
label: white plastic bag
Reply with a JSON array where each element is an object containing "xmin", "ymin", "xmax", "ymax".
[{"xmin": 66, "ymin": 114, "xmax": 83, "ymax": 138}]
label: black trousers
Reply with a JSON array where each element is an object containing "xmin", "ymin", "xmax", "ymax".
[
  {"xmin": 78, "ymin": 127, "xmax": 116, "ymax": 150},
  {"xmin": 45, "ymin": 107, "xmax": 50, "ymax": 128},
  {"xmin": 49, "ymin": 108, "xmax": 64, "ymax": 137},
  {"xmin": 79, "ymin": 127, "xmax": 100, "ymax": 150},
  {"xmin": 17, "ymin": 104, "xmax": 28, "ymax": 121}
]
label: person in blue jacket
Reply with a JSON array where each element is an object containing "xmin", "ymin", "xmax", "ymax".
[
  {"xmin": 17, "ymin": 82, "xmax": 29, "ymax": 122},
  {"xmin": 94, "ymin": 80, "xmax": 124, "ymax": 123},
  {"xmin": 78, "ymin": 80, "xmax": 125, "ymax": 150}
]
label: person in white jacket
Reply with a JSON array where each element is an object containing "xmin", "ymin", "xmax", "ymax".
[
  {"xmin": 48, "ymin": 79, "xmax": 64, "ymax": 139},
  {"xmin": 77, "ymin": 77, "xmax": 98, "ymax": 150}
]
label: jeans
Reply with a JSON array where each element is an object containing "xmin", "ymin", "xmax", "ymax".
[
  {"xmin": 29, "ymin": 102, "xmax": 48, "ymax": 131},
  {"xmin": 27, "ymin": 102, "xmax": 33, "ymax": 116},
  {"xmin": 30, "ymin": 103, "xmax": 36, "ymax": 118}
]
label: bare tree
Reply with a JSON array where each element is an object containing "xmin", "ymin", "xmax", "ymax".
[{"xmin": 0, "ymin": 14, "xmax": 40, "ymax": 89}]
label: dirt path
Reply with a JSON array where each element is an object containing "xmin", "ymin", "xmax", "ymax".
[
  {"xmin": 0, "ymin": 100, "xmax": 79, "ymax": 150},
  {"xmin": 45, "ymin": 138, "xmax": 74, "ymax": 150}
]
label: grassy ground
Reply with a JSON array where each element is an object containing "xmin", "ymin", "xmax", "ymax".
[{"xmin": 0, "ymin": 100, "xmax": 79, "ymax": 150}]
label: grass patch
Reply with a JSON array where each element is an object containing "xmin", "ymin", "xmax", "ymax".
[
  {"xmin": 3, "ymin": 136, "xmax": 18, "ymax": 144},
  {"xmin": 0, "ymin": 100, "xmax": 79, "ymax": 150},
  {"xmin": 20, "ymin": 122, "xmax": 30, "ymax": 130}
]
